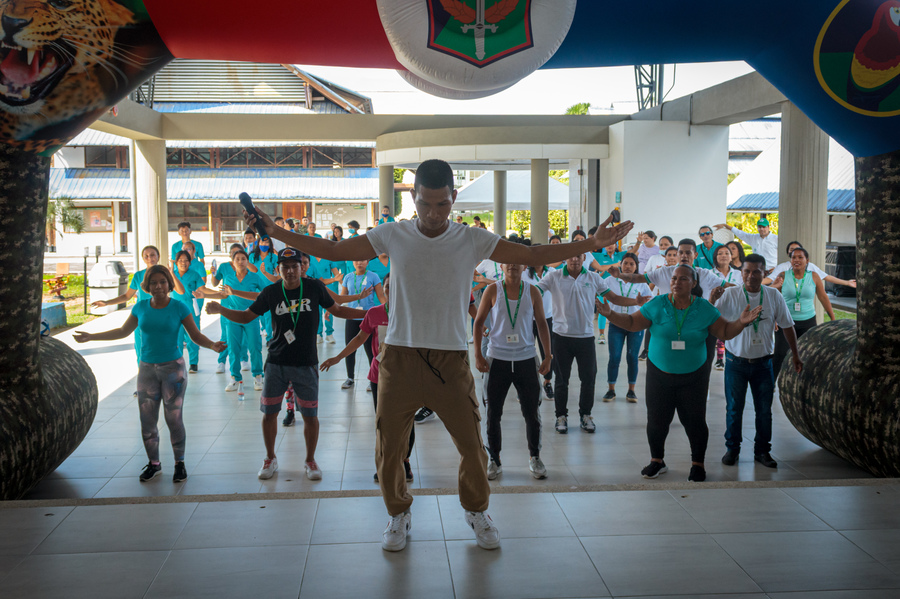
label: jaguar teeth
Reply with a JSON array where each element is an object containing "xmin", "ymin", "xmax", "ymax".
[{"xmin": 26, "ymin": 48, "xmax": 36, "ymax": 65}]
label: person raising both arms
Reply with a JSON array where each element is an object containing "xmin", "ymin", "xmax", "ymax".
[
  {"xmin": 763, "ymin": 241, "xmax": 857, "ymax": 289},
  {"xmin": 243, "ymin": 158, "xmax": 634, "ymax": 553},
  {"xmin": 715, "ymin": 218, "xmax": 778, "ymax": 271},
  {"xmin": 74, "ymin": 265, "xmax": 226, "ymax": 483},
  {"xmin": 597, "ymin": 265, "xmax": 762, "ymax": 482}
]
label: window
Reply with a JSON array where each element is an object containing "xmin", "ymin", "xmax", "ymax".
[{"xmin": 167, "ymin": 203, "xmax": 209, "ymax": 231}]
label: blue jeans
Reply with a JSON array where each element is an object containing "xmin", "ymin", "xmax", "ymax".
[
  {"xmin": 724, "ymin": 351, "xmax": 775, "ymax": 454},
  {"xmin": 606, "ymin": 323, "xmax": 643, "ymax": 385}
]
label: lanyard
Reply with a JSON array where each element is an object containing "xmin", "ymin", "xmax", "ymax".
[
  {"xmin": 719, "ymin": 269, "xmax": 734, "ymax": 287},
  {"xmin": 701, "ymin": 243, "xmax": 714, "ymax": 266},
  {"xmin": 791, "ymin": 270, "xmax": 807, "ymax": 304},
  {"xmin": 493, "ymin": 262, "xmax": 501, "ymax": 280},
  {"xmin": 743, "ymin": 287, "xmax": 764, "ymax": 333},
  {"xmin": 668, "ymin": 294, "xmax": 695, "ymax": 340},
  {"xmin": 281, "ymin": 279, "xmax": 303, "ymax": 331},
  {"xmin": 353, "ymin": 273, "xmax": 365, "ymax": 296},
  {"xmin": 618, "ymin": 280, "xmax": 634, "ymax": 298},
  {"xmin": 502, "ymin": 281, "xmax": 523, "ymax": 329}
]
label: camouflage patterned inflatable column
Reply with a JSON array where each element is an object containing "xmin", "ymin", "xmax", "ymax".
[
  {"xmin": 0, "ymin": 144, "xmax": 98, "ymax": 499},
  {"xmin": 779, "ymin": 148, "xmax": 900, "ymax": 477}
]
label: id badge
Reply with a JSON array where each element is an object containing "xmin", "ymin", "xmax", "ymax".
[
  {"xmin": 671, "ymin": 340, "xmax": 686, "ymax": 350},
  {"xmin": 751, "ymin": 337, "xmax": 763, "ymax": 346},
  {"xmin": 506, "ymin": 334, "xmax": 519, "ymax": 343},
  {"xmin": 284, "ymin": 330, "xmax": 296, "ymax": 344},
  {"xmin": 794, "ymin": 302, "xmax": 802, "ymax": 312}
]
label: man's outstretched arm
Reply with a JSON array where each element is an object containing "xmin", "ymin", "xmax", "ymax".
[{"xmin": 244, "ymin": 209, "xmax": 376, "ymax": 261}]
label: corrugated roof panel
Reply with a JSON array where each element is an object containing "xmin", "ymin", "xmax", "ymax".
[
  {"xmin": 153, "ymin": 102, "xmax": 314, "ymax": 114},
  {"xmin": 151, "ymin": 60, "xmax": 308, "ymax": 103},
  {"xmin": 64, "ymin": 128, "xmax": 374, "ymax": 149},
  {"xmin": 730, "ymin": 189, "xmax": 855, "ymax": 213}
]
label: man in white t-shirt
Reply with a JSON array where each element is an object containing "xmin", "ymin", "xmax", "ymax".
[
  {"xmin": 711, "ymin": 254, "xmax": 802, "ymax": 469},
  {"xmin": 245, "ymin": 159, "xmax": 634, "ymax": 553}
]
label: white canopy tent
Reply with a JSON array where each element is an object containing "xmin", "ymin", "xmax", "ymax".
[{"xmin": 453, "ymin": 170, "xmax": 570, "ymax": 211}]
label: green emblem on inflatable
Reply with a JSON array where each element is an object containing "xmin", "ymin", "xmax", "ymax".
[{"xmin": 427, "ymin": 0, "xmax": 533, "ymax": 67}]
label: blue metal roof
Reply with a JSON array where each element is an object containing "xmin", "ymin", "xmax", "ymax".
[
  {"xmin": 49, "ymin": 168, "xmax": 378, "ymax": 201},
  {"xmin": 730, "ymin": 189, "xmax": 856, "ymax": 213}
]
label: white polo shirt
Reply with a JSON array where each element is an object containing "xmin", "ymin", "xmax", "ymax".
[
  {"xmin": 644, "ymin": 265, "xmax": 723, "ymax": 300},
  {"xmin": 475, "ymin": 258, "xmax": 503, "ymax": 282},
  {"xmin": 608, "ymin": 279, "xmax": 653, "ymax": 315},
  {"xmin": 536, "ymin": 267, "xmax": 610, "ymax": 338},
  {"xmin": 769, "ymin": 260, "xmax": 827, "ymax": 281},
  {"xmin": 716, "ymin": 285, "xmax": 795, "ymax": 358},
  {"xmin": 732, "ymin": 229, "xmax": 779, "ymax": 268}
]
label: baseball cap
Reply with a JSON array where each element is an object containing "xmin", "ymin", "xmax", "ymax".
[
  {"xmin": 757, "ymin": 218, "xmax": 770, "ymax": 227},
  {"xmin": 276, "ymin": 248, "xmax": 303, "ymax": 264}
]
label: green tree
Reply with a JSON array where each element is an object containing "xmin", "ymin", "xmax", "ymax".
[
  {"xmin": 506, "ymin": 210, "xmax": 568, "ymax": 238},
  {"xmin": 393, "ymin": 168, "xmax": 406, "ymax": 216},
  {"xmin": 565, "ymin": 102, "xmax": 591, "ymax": 115},
  {"xmin": 726, "ymin": 212, "xmax": 779, "ymax": 236},
  {"xmin": 46, "ymin": 196, "xmax": 84, "ymax": 239}
]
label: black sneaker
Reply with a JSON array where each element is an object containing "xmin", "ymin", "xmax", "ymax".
[
  {"xmin": 282, "ymin": 408, "xmax": 295, "ymax": 427},
  {"xmin": 543, "ymin": 380, "xmax": 555, "ymax": 399},
  {"xmin": 638, "ymin": 349, "xmax": 648, "ymax": 361},
  {"xmin": 189, "ymin": 364, "xmax": 198, "ymax": 373},
  {"xmin": 625, "ymin": 390, "xmax": 638, "ymax": 403},
  {"xmin": 722, "ymin": 450, "xmax": 739, "ymax": 466},
  {"xmin": 641, "ymin": 461, "xmax": 667, "ymax": 479},
  {"xmin": 373, "ymin": 472, "xmax": 379, "ymax": 483},
  {"xmin": 404, "ymin": 459, "xmax": 414, "ymax": 483},
  {"xmin": 689, "ymin": 465, "xmax": 707, "ymax": 482},
  {"xmin": 602, "ymin": 390, "xmax": 616, "ymax": 402},
  {"xmin": 139, "ymin": 462, "xmax": 162, "ymax": 482},
  {"xmin": 414, "ymin": 407, "xmax": 435, "ymax": 423},
  {"xmin": 714, "ymin": 359, "xmax": 725, "ymax": 371},
  {"xmin": 173, "ymin": 461, "xmax": 187, "ymax": 483},
  {"xmin": 754, "ymin": 453, "xmax": 778, "ymax": 468}
]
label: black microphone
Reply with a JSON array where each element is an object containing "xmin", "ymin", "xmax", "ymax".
[{"xmin": 238, "ymin": 192, "xmax": 270, "ymax": 241}]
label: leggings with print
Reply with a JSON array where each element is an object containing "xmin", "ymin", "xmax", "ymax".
[{"xmin": 136, "ymin": 358, "xmax": 188, "ymax": 463}]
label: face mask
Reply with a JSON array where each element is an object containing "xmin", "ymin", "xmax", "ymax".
[
  {"xmin": 349, "ymin": 228, "xmax": 356, "ymax": 234},
  {"xmin": 259, "ymin": 244, "xmax": 269, "ymax": 252}
]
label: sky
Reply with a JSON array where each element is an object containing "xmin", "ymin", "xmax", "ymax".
[{"xmin": 298, "ymin": 61, "xmax": 756, "ymax": 115}]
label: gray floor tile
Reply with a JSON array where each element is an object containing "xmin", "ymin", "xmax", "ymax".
[
  {"xmin": 841, "ymin": 529, "xmax": 900, "ymax": 574},
  {"xmin": 439, "ymin": 493, "xmax": 575, "ymax": 540},
  {"xmin": 556, "ymin": 490, "xmax": 705, "ymax": 536},
  {"xmin": 670, "ymin": 488, "xmax": 831, "ymax": 533},
  {"xmin": 0, "ymin": 551, "xmax": 167, "ymax": 599},
  {"xmin": 20, "ymin": 477, "xmax": 110, "ymax": 500},
  {"xmin": 0, "ymin": 555, "xmax": 26, "ymax": 584},
  {"xmin": 146, "ymin": 545, "xmax": 306, "ymax": 599},
  {"xmin": 712, "ymin": 530, "xmax": 900, "ymax": 592},
  {"xmin": 310, "ymin": 495, "xmax": 444, "ymax": 544},
  {"xmin": 93, "ymin": 476, "xmax": 186, "ymax": 499},
  {"xmin": 768, "ymin": 591, "xmax": 900, "ymax": 599},
  {"xmin": 782, "ymin": 486, "xmax": 900, "ymax": 530},
  {"xmin": 178, "ymin": 473, "xmax": 263, "ymax": 495},
  {"xmin": 300, "ymin": 541, "xmax": 454, "ymax": 599},
  {"xmin": 258, "ymin": 469, "xmax": 344, "ymax": 492},
  {"xmin": 44, "ymin": 455, "xmax": 132, "ymax": 479},
  {"xmin": 175, "ymin": 498, "xmax": 317, "ymax": 549},
  {"xmin": 0, "ymin": 506, "xmax": 74, "ymax": 554},
  {"xmin": 34, "ymin": 503, "xmax": 197, "ymax": 554},
  {"xmin": 581, "ymin": 534, "xmax": 761, "ymax": 597},
  {"xmin": 447, "ymin": 536, "xmax": 608, "ymax": 599},
  {"xmin": 628, "ymin": 595, "xmax": 769, "ymax": 599}
]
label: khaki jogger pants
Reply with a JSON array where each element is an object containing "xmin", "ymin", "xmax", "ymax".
[{"xmin": 376, "ymin": 344, "xmax": 490, "ymax": 516}]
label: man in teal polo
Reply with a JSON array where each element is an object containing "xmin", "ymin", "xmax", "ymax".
[{"xmin": 693, "ymin": 225, "xmax": 724, "ymax": 270}]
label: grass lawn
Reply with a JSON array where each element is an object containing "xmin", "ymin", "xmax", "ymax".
[
  {"xmin": 834, "ymin": 309, "xmax": 857, "ymax": 321},
  {"xmin": 42, "ymin": 273, "xmax": 135, "ymax": 333}
]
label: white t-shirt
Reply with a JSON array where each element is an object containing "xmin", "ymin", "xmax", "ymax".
[
  {"xmin": 644, "ymin": 265, "xmax": 723, "ymax": 300},
  {"xmin": 366, "ymin": 221, "xmax": 499, "ymax": 350},
  {"xmin": 716, "ymin": 285, "xmax": 795, "ymax": 358},
  {"xmin": 711, "ymin": 267, "xmax": 741, "ymax": 287},
  {"xmin": 536, "ymin": 267, "xmax": 610, "ymax": 338},
  {"xmin": 644, "ymin": 253, "xmax": 669, "ymax": 296},
  {"xmin": 732, "ymin": 229, "xmax": 779, "ymax": 268},
  {"xmin": 475, "ymin": 259, "xmax": 503, "ymax": 281},
  {"xmin": 769, "ymin": 261, "xmax": 826, "ymax": 281},
  {"xmin": 607, "ymin": 279, "xmax": 653, "ymax": 315},
  {"xmin": 523, "ymin": 269, "xmax": 553, "ymax": 318}
]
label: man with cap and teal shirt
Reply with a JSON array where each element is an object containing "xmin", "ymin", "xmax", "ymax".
[
  {"xmin": 715, "ymin": 217, "xmax": 778, "ymax": 271},
  {"xmin": 693, "ymin": 225, "xmax": 725, "ymax": 270}
]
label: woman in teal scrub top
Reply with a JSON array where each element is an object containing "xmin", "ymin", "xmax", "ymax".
[
  {"xmin": 598, "ymin": 264, "xmax": 761, "ymax": 483},
  {"xmin": 172, "ymin": 250, "xmax": 205, "ymax": 373}
]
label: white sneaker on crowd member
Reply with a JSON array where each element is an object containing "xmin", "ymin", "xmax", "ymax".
[
  {"xmin": 258, "ymin": 456, "xmax": 278, "ymax": 479},
  {"xmin": 465, "ymin": 511, "xmax": 500, "ymax": 550},
  {"xmin": 529, "ymin": 456, "xmax": 547, "ymax": 479},
  {"xmin": 325, "ymin": 334, "xmax": 336, "ymax": 344},
  {"xmin": 555, "ymin": 415, "xmax": 568, "ymax": 434},
  {"xmin": 487, "ymin": 459, "xmax": 502, "ymax": 480},
  {"xmin": 580, "ymin": 415, "xmax": 596, "ymax": 433},
  {"xmin": 382, "ymin": 510, "xmax": 412, "ymax": 552},
  {"xmin": 241, "ymin": 361, "xmax": 250, "ymax": 372},
  {"xmin": 215, "ymin": 363, "xmax": 226, "ymax": 374},
  {"xmin": 254, "ymin": 375, "xmax": 263, "ymax": 391},
  {"xmin": 305, "ymin": 460, "xmax": 322, "ymax": 480},
  {"xmin": 316, "ymin": 335, "xmax": 324, "ymax": 344},
  {"xmin": 341, "ymin": 378, "xmax": 354, "ymax": 390},
  {"xmin": 224, "ymin": 378, "xmax": 239, "ymax": 392},
  {"xmin": 414, "ymin": 407, "xmax": 435, "ymax": 423}
]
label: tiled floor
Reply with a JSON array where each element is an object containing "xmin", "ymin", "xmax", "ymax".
[{"xmin": 2, "ymin": 314, "xmax": 897, "ymax": 598}]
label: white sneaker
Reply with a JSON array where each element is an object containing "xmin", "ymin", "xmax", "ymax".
[
  {"xmin": 215, "ymin": 363, "xmax": 226, "ymax": 374},
  {"xmin": 467, "ymin": 336, "xmax": 474, "ymax": 344},
  {"xmin": 241, "ymin": 361, "xmax": 250, "ymax": 372},
  {"xmin": 580, "ymin": 415, "xmax": 596, "ymax": 433},
  {"xmin": 341, "ymin": 378, "xmax": 354, "ymax": 390},
  {"xmin": 382, "ymin": 510, "xmax": 411, "ymax": 552},
  {"xmin": 529, "ymin": 456, "xmax": 547, "ymax": 479},
  {"xmin": 225, "ymin": 378, "xmax": 239, "ymax": 392},
  {"xmin": 305, "ymin": 460, "xmax": 322, "ymax": 480},
  {"xmin": 258, "ymin": 456, "xmax": 278, "ymax": 479},
  {"xmin": 465, "ymin": 510, "xmax": 500, "ymax": 550},
  {"xmin": 597, "ymin": 334, "xmax": 606, "ymax": 345},
  {"xmin": 325, "ymin": 334, "xmax": 335, "ymax": 344},
  {"xmin": 555, "ymin": 415, "xmax": 568, "ymax": 434},
  {"xmin": 316, "ymin": 335, "xmax": 324, "ymax": 344},
  {"xmin": 253, "ymin": 375, "xmax": 263, "ymax": 391},
  {"xmin": 366, "ymin": 383, "xmax": 372, "ymax": 393},
  {"xmin": 487, "ymin": 459, "xmax": 502, "ymax": 480}
]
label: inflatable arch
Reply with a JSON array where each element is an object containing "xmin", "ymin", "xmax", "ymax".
[{"xmin": 1, "ymin": 0, "xmax": 898, "ymax": 498}]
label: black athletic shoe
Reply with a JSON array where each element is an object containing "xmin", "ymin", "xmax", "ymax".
[
  {"xmin": 414, "ymin": 407, "xmax": 435, "ymax": 423},
  {"xmin": 641, "ymin": 461, "xmax": 668, "ymax": 479},
  {"xmin": 543, "ymin": 380, "xmax": 555, "ymax": 399},
  {"xmin": 373, "ymin": 472, "xmax": 379, "ymax": 483},
  {"xmin": 754, "ymin": 453, "xmax": 778, "ymax": 468},
  {"xmin": 714, "ymin": 359, "xmax": 725, "ymax": 371},
  {"xmin": 638, "ymin": 350, "xmax": 648, "ymax": 361},
  {"xmin": 722, "ymin": 450, "xmax": 739, "ymax": 466},
  {"xmin": 404, "ymin": 459, "xmax": 414, "ymax": 483},
  {"xmin": 189, "ymin": 364, "xmax": 198, "ymax": 373},
  {"xmin": 173, "ymin": 461, "xmax": 188, "ymax": 483},
  {"xmin": 139, "ymin": 462, "xmax": 162, "ymax": 482},
  {"xmin": 602, "ymin": 390, "xmax": 616, "ymax": 402},
  {"xmin": 689, "ymin": 465, "xmax": 707, "ymax": 482},
  {"xmin": 626, "ymin": 390, "xmax": 638, "ymax": 403},
  {"xmin": 283, "ymin": 409, "xmax": 295, "ymax": 427}
]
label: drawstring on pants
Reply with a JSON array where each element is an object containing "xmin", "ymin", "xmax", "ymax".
[{"xmin": 417, "ymin": 350, "xmax": 446, "ymax": 384}]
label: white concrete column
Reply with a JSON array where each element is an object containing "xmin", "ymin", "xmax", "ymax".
[
  {"xmin": 531, "ymin": 159, "xmax": 549, "ymax": 244},
  {"xmin": 133, "ymin": 140, "xmax": 168, "ymax": 256},
  {"xmin": 778, "ymin": 102, "xmax": 830, "ymax": 319},
  {"xmin": 379, "ymin": 165, "xmax": 394, "ymax": 218},
  {"xmin": 493, "ymin": 170, "xmax": 507, "ymax": 236}
]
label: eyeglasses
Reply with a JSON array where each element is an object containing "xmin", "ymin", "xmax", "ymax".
[{"xmin": 699, "ymin": 232, "xmax": 712, "ymax": 237}]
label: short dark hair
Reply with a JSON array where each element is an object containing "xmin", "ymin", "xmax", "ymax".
[
  {"xmin": 274, "ymin": 216, "xmax": 284, "ymax": 223},
  {"xmin": 786, "ymin": 240, "xmax": 803, "ymax": 255},
  {"xmin": 665, "ymin": 246, "xmax": 678, "ymax": 255},
  {"xmin": 645, "ymin": 230, "xmax": 657, "ymax": 240},
  {"xmin": 473, "ymin": 215, "xmax": 481, "ymax": 222},
  {"xmin": 177, "ymin": 221, "xmax": 191, "ymax": 230},
  {"xmin": 677, "ymin": 238, "xmax": 697, "ymax": 251},
  {"xmin": 229, "ymin": 243, "xmax": 243, "ymax": 253},
  {"xmin": 244, "ymin": 228, "xmax": 256, "ymax": 237},
  {"xmin": 414, "ymin": 159, "xmax": 455, "ymax": 191},
  {"xmin": 698, "ymin": 225, "xmax": 713, "ymax": 234},
  {"xmin": 571, "ymin": 230, "xmax": 587, "ymax": 241},
  {"xmin": 232, "ymin": 249, "xmax": 249, "ymax": 261},
  {"xmin": 742, "ymin": 253, "xmax": 767, "ymax": 269},
  {"xmin": 174, "ymin": 250, "xmax": 192, "ymax": 264},
  {"xmin": 587, "ymin": 225, "xmax": 598, "ymax": 236},
  {"xmin": 549, "ymin": 234, "xmax": 562, "ymax": 243},
  {"xmin": 660, "ymin": 235, "xmax": 674, "ymax": 246},
  {"xmin": 141, "ymin": 265, "xmax": 175, "ymax": 293},
  {"xmin": 347, "ymin": 220, "xmax": 360, "ymax": 229}
]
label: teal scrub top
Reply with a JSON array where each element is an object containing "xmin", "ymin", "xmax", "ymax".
[
  {"xmin": 215, "ymin": 263, "xmax": 266, "ymax": 311},
  {"xmin": 367, "ymin": 257, "xmax": 390, "ymax": 282},
  {"xmin": 131, "ymin": 299, "xmax": 192, "ymax": 363},
  {"xmin": 781, "ymin": 270, "xmax": 817, "ymax": 321},
  {"xmin": 639, "ymin": 295, "xmax": 720, "ymax": 374},
  {"xmin": 173, "ymin": 269, "xmax": 204, "ymax": 310},
  {"xmin": 309, "ymin": 256, "xmax": 340, "ymax": 292},
  {"xmin": 250, "ymin": 250, "xmax": 278, "ymax": 278},
  {"xmin": 129, "ymin": 268, "xmax": 152, "ymax": 301},
  {"xmin": 592, "ymin": 250, "xmax": 626, "ymax": 279},
  {"xmin": 694, "ymin": 241, "xmax": 725, "ymax": 270},
  {"xmin": 171, "ymin": 240, "xmax": 207, "ymax": 279},
  {"xmin": 377, "ymin": 216, "xmax": 395, "ymax": 225}
]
